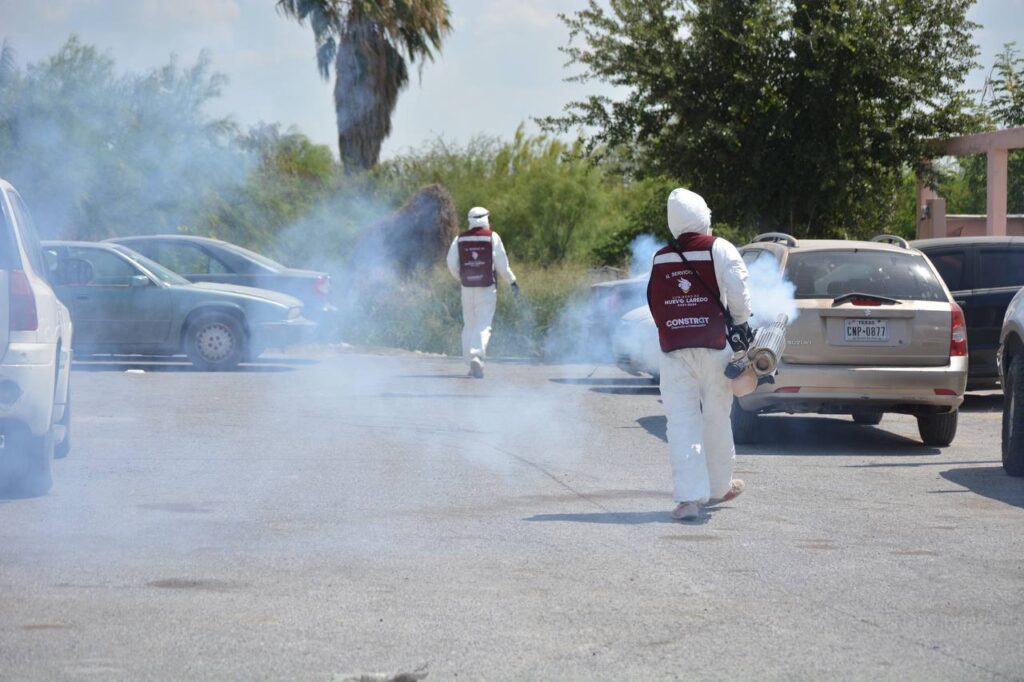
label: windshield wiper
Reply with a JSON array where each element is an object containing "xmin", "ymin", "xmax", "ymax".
[{"xmin": 831, "ymin": 292, "xmax": 901, "ymax": 307}]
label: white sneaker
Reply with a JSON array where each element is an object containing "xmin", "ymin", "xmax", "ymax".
[
  {"xmin": 469, "ymin": 356, "xmax": 484, "ymax": 378},
  {"xmin": 671, "ymin": 501, "xmax": 701, "ymax": 520}
]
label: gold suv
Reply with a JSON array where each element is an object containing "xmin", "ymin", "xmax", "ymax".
[{"xmin": 734, "ymin": 233, "xmax": 968, "ymax": 446}]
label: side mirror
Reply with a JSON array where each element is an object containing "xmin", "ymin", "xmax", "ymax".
[
  {"xmin": 130, "ymin": 275, "xmax": 152, "ymax": 288},
  {"xmin": 53, "ymin": 258, "xmax": 95, "ymax": 286}
]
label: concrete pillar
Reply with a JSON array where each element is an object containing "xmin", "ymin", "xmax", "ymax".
[
  {"xmin": 987, "ymin": 148, "xmax": 1009, "ymax": 236},
  {"xmin": 927, "ymin": 198, "xmax": 947, "ymax": 238},
  {"xmin": 916, "ymin": 172, "xmax": 939, "ymax": 239}
]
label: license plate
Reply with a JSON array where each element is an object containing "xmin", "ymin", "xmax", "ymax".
[{"xmin": 845, "ymin": 318, "xmax": 888, "ymax": 342}]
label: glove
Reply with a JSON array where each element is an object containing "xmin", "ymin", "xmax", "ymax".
[
  {"xmin": 511, "ymin": 282, "xmax": 522, "ymax": 298},
  {"xmin": 727, "ymin": 321, "xmax": 754, "ymax": 352}
]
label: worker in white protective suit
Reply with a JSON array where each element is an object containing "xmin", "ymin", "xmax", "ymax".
[
  {"xmin": 446, "ymin": 207, "xmax": 519, "ymax": 378},
  {"xmin": 646, "ymin": 189, "xmax": 752, "ymax": 521}
]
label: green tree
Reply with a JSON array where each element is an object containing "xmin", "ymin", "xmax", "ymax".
[
  {"xmin": 545, "ymin": 0, "xmax": 980, "ymax": 237},
  {"xmin": 276, "ymin": 0, "xmax": 452, "ymax": 171}
]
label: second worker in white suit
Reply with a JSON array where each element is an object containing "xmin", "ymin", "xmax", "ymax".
[
  {"xmin": 447, "ymin": 206, "xmax": 519, "ymax": 378},
  {"xmin": 647, "ymin": 188, "xmax": 752, "ymax": 521}
]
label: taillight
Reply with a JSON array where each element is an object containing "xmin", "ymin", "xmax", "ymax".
[
  {"xmin": 934, "ymin": 388, "xmax": 957, "ymax": 396},
  {"xmin": 850, "ymin": 297, "xmax": 883, "ymax": 306},
  {"xmin": 9, "ymin": 270, "xmax": 38, "ymax": 331},
  {"xmin": 950, "ymin": 303, "xmax": 967, "ymax": 357},
  {"xmin": 312, "ymin": 275, "xmax": 330, "ymax": 301}
]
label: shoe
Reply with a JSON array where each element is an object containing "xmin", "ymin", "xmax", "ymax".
[
  {"xmin": 469, "ymin": 356, "xmax": 484, "ymax": 378},
  {"xmin": 707, "ymin": 479, "xmax": 745, "ymax": 506},
  {"xmin": 671, "ymin": 501, "xmax": 701, "ymax": 520}
]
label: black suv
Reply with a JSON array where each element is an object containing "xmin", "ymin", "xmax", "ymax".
[{"xmin": 912, "ymin": 236, "xmax": 1024, "ymax": 389}]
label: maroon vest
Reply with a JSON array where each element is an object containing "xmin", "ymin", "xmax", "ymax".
[
  {"xmin": 646, "ymin": 234, "xmax": 727, "ymax": 352},
  {"xmin": 458, "ymin": 228, "xmax": 495, "ymax": 287}
]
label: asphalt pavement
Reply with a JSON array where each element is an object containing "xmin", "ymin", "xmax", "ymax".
[{"xmin": 1, "ymin": 349, "xmax": 1022, "ymax": 680}]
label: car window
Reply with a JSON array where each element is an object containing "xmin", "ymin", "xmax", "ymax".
[
  {"xmin": 741, "ymin": 249, "xmax": 763, "ymax": 267},
  {"xmin": 785, "ymin": 250, "xmax": 947, "ymax": 301},
  {"xmin": 111, "ymin": 246, "xmax": 191, "ymax": 286},
  {"xmin": 977, "ymin": 249, "xmax": 1024, "ymax": 289},
  {"xmin": 8, "ymin": 191, "xmax": 48, "ymax": 278},
  {"xmin": 155, "ymin": 242, "xmax": 229, "ymax": 275},
  {"xmin": 926, "ymin": 250, "xmax": 966, "ymax": 291},
  {"xmin": 0, "ymin": 192, "xmax": 20, "ymax": 270},
  {"xmin": 67, "ymin": 248, "xmax": 137, "ymax": 286}
]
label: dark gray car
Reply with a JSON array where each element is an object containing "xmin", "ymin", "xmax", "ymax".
[{"xmin": 44, "ymin": 241, "xmax": 313, "ymax": 370}]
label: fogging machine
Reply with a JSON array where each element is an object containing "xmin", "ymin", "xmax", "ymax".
[{"xmin": 725, "ymin": 314, "xmax": 789, "ymax": 394}]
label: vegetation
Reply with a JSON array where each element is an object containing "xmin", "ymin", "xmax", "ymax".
[
  {"xmin": 544, "ymin": 0, "xmax": 981, "ymax": 238},
  {"xmin": 276, "ymin": 0, "xmax": 452, "ymax": 171}
]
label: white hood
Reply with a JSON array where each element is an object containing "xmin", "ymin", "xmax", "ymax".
[
  {"xmin": 667, "ymin": 188, "xmax": 711, "ymax": 238},
  {"xmin": 468, "ymin": 206, "xmax": 490, "ymax": 229}
]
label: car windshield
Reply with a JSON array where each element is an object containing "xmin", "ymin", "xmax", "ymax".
[
  {"xmin": 785, "ymin": 250, "xmax": 947, "ymax": 302},
  {"xmin": 112, "ymin": 245, "xmax": 191, "ymax": 285},
  {"xmin": 223, "ymin": 242, "xmax": 286, "ymax": 272}
]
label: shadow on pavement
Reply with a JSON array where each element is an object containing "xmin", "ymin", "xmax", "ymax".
[
  {"xmin": 398, "ymin": 374, "xmax": 474, "ymax": 380},
  {"xmin": 940, "ymin": 466, "xmax": 1024, "ymax": 509},
  {"xmin": 525, "ymin": 510, "xmax": 713, "ymax": 525},
  {"xmin": 960, "ymin": 393, "xmax": 1003, "ymax": 413},
  {"xmin": 72, "ymin": 359, "xmax": 296, "ymax": 373},
  {"xmin": 550, "ymin": 377, "xmax": 658, "ymax": 386},
  {"xmin": 637, "ymin": 414, "xmax": 939, "ymax": 454}
]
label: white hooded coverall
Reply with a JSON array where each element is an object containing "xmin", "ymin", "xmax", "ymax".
[
  {"xmin": 446, "ymin": 216, "xmax": 517, "ymax": 359},
  {"xmin": 657, "ymin": 189, "xmax": 752, "ymax": 504}
]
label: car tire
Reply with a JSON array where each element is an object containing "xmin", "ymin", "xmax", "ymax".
[
  {"xmin": 185, "ymin": 313, "xmax": 246, "ymax": 371},
  {"xmin": 1002, "ymin": 354, "xmax": 1024, "ymax": 476},
  {"xmin": 852, "ymin": 411, "xmax": 883, "ymax": 426},
  {"xmin": 917, "ymin": 410, "xmax": 958, "ymax": 447},
  {"xmin": 731, "ymin": 399, "xmax": 759, "ymax": 444},
  {"xmin": 0, "ymin": 423, "xmax": 54, "ymax": 498}
]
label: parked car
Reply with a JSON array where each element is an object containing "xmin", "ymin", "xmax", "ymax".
[
  {"xmin": 911, "ymin": 236, "xmax": 1024, "ymax": 389},
  {"xmin": 999, "ymin": 287, "xmax": 1024, "ymax": 475},
  {"xmin": 613, "ymin": 234, "xmax": 968, "ymax": 446},
  {"xmin": 43, "ymin": 241, "xmax": 313, "ymax": 371},
  {"xmin": 586, "ymin": 273, "xmax": 648, "ymax": 361},
  {"xmin": 106, "ymin": 235, "xmax": 338, "ymax": 336},
  {"xmin": 0, "ymin": 179, "xmax": 73, "ymax": 495}
]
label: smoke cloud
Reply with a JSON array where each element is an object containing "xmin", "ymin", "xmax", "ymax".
[{"xmin": 746, "ymin": 255, "xmax": 799, "ymax": 328}]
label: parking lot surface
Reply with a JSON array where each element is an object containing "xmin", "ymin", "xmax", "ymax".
[{"xmin": 1, "ymin": 350, "xmax": 1022, "ymax": 680}]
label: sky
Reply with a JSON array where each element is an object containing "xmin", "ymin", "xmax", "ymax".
[{"xmin": 1, "ymin": 0, "xmax": 1022, "ymax": 159}]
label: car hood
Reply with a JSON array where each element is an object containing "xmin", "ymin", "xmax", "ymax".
[{"xmin": 189, "ymin": 282, "xmax": 303, "ymax": 308}]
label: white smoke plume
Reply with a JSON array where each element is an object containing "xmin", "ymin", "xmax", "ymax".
[{"xmin": 747, "ymin": 255, "xmax": 799, "ymax": 328}]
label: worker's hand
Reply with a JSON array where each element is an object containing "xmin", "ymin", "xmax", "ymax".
[
  {"xmin": 511, "ymin": 282, "xmax": 522, "ymax": 298},
  {"xmin": 727, "ymin": 322, "xmax": 754, "ymax": 352}
]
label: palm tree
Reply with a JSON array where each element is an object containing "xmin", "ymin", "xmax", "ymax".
[{"xmin": 277, "ymin": 0, "xmax": 452, "ymax": 171}]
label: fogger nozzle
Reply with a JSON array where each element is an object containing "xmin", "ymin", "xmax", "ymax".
[{"xmin": 748, "ymin": 313, "xmax": 789, "ymax": 376}]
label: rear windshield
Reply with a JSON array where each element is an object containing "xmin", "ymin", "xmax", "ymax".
[{"xmin": 785, "ymin": 250, "xmax": 947, "ymax": 302}]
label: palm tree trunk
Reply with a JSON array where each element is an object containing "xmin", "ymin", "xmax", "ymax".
[{"xmin": 333, "ymin": 19, "xmax": 407, "ymax": 172}]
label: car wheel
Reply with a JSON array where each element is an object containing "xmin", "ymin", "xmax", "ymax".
[
  {"xmin": 0, "ymin": 423, "xmax": 54, "ymax": 498},
  {"xmin": 1002, "ymin": 354, "xmax": 1024, "ymax": 476},
  {"xmin": 731, "ymin": 399, "xmax": 759, "ymax": 444},
  {"xmin": 852, "ymin": 411, "xmax": 883, "ymax": 426},
  {"xmin": 917, "ymin": 410, "xmax": 958, "ymax": 447},
  {"xmin": 185, "ymin": 313, "xmax": 246, "ymax": 371}
]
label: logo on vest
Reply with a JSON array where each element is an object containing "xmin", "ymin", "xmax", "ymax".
[
  {"xmin": 471, "ymin": 252, "xmax": 479, "ymax": 260},
  {"xmin": 677, "ymin": 277, "xmax": 692, "ymax": 293},
  {"xmin": 666, "ymin": 316, "xmax": 711, "ymax": 329}
]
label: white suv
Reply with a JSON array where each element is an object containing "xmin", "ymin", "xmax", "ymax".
[{"xmin": 0, "ymin": 178, "xmax": 73, "ymax": 496}]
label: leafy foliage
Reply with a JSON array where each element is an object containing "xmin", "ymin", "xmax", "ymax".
[{"xmin": 545, "ymin": 0, "xmax": 981, "ymax": 237}]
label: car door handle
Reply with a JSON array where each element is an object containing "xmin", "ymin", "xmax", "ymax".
[{"xmin": 955, "ymin": 299, "xmax": 968, "ymax": 307}]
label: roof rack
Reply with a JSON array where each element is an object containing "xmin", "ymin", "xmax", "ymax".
[
  {"xmin": 752, "ymin": 232, "xmax": 799, "ymax": 248},
  {"xmin": 871, "ymin": 234, "xmax": 909, "ymax": 249}
]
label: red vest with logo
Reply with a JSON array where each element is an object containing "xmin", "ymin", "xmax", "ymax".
[
  {"xmin": 646, "ymin": 234, "xmax": 727, "ymax": 352},
  {"xmin": 458, "ymin": 228, "xmax": 495, "ymax": 287}
]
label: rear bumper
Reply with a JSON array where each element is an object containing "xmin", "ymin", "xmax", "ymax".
[
  {"xmin": 0, "ymin": 341, "xmax": 58, "ymax": 436},
  {"xmin": 739, "ymin": 356, "xmax": 968, "ymax": 415}
]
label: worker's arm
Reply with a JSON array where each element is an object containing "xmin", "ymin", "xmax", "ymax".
[
  {"xmin": 446, "ymin": 237, "xmax": 461, "ymax": 282},
  {"xmin": 492, "ymin": 233, "xmax": 517, "ymax": 285},
  {"xmin": 713, "ymin": 239, "xmax": 752, "ymax": 325}
]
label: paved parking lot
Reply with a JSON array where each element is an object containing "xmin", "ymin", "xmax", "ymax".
[{"xmin": 1, "ymin": 350, "xmax": 1022, "ymax": 680}]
